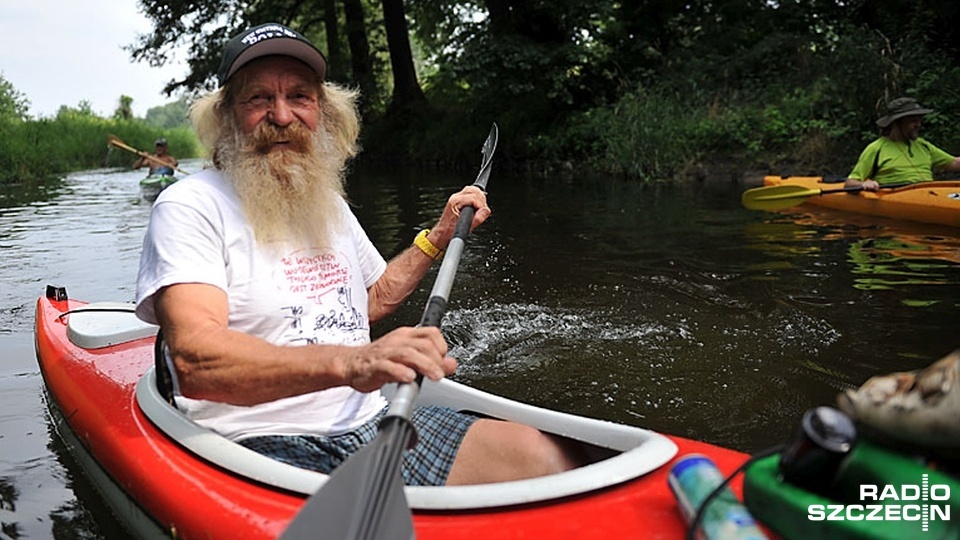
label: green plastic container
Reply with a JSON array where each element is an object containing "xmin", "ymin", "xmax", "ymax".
[{"xmin": 744, "ymin": 441, "xmax": 960, "ymax": 539}]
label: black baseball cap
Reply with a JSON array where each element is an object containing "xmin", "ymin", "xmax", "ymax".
[{"xmin": 217, "ymin": 22, "xmax": 327, "ymax": 87}]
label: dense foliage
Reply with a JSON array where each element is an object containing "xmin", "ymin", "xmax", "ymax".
[
  {"xmin": 7, "ymin": 2, "xmax": 960, "ymax": 183},
  {"xmin": 0, "ymin": 71, "xmax": 201, "ymax": 184},
  {"xmin": 143, "ymin": 97, "xmax": 193, "ymax": 129},
  {"xmin": 123, "ymin": 0, "xmax": 960, "ymax": 180}
]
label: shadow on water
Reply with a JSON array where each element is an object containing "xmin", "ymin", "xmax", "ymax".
[
  {"xmin": 0, "ymin": 348, "xmax": 112, "ymax": 540},
  {"xmin": 0, "ymin": 176, "xmax": 67, "ymax": 211},
  {"xmin": 43, "ymin": 390, "xmax": 130, "ymax": 540}
]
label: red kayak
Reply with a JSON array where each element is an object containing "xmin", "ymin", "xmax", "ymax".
[{"xmin": 35, "ymin": 286, "xmax": 753, "ymax": 539}]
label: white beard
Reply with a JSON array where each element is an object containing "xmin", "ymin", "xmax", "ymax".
[{"xmin": 218, "ymin": 119, "xmax": 348, "ymax": 247}]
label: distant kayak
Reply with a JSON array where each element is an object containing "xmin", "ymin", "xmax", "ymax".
[
  {"xmin": 139, "ymin": 173, "xmax": 177, "ymax": 202},
  {"xmin": 761, "ymin": 176, "xmax": 960, "ymax": 227}
]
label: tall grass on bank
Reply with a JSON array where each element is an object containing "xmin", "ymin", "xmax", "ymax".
[{"xmin": 0, "ymin": 113, "xmax": 199, "ymax": 184}]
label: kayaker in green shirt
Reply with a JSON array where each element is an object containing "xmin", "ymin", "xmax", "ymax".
[{"xmin": 845, "ymin": 97, "xmax": 960, "ymax": 192}]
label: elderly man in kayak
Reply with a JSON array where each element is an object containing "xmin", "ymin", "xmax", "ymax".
[
  {"xmin": 133, "ymin": 138, "xmax": 179, "ymax": 176},
  {"xmin": 845, "ymin": 97, "xmax": 960, "ymax": 192},
  {"xmin": 134, "ymin": 22, "xmax": 584, "ymax": 487}
]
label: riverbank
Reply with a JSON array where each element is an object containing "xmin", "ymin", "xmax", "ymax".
[
  {"xmin": 356, "ymin": 96, "xmax": 872, "ymax": 185},
  {"xmin": 4, "ymin": 97, "xmax": 958, "ymax": 189},
  {"xmin": 0, "ymin": 115, "xmax": 199, "ymax": 185}
]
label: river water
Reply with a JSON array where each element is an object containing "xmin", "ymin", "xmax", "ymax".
[{"xmin": 1, "ymin": 161, "xmax": 958, "ymax": 538}]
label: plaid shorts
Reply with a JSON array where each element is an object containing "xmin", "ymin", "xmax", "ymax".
[{"xmin": 237, "ymin": 406, "xmax": 478, "ymax": 486}]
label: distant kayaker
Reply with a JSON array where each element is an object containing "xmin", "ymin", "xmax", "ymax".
[
  {"xmin": 133, "ymin": 138, "xmax": 179, "ymax": 176},
  {"xmin": 845, "ymin": 97, "xmax": 960, "ymax": 192},
  {"xmin": 134, "ymin": 22, "xmax": 585, "ymax": 487}
]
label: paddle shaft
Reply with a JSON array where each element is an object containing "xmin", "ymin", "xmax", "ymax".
[
  {"xmin": 387, "ymin": 203, "xmax": 481, "ymax": 422},
  {"xmin": 388, "ymin": 130, "xmax": 495, "ymax": 421},
  {"xmin": 108, "ymin": 136, "xmax": 189, "ymax": 175},
  {"xmin": 343, "ymin": 188, "xmax": 483, "ymax": 540},
  {"xmin": 810, "ymin": 182, "xmax": 911, "ymax": 198},
  {"xmin": 741, "ymin": 181, "xmax": 912, "ymax": 211},
  {"xmin": 764, "ymin": 185, "xmax": 863, "ymax": 202}
]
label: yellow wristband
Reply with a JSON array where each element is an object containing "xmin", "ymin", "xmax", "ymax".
[{"xmin": 413, "ymin": 229, "xmax": 444, "ymax": 260}]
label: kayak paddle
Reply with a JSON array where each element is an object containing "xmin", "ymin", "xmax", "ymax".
[
  {"xmin": 741, "ymin": 181, "xmax": 919, "ymax": 211},
  {"xmin": 279, "ymin": 122, "xmax": 499, "ymax": 540},
  {"xmin": 107, "ymin": 135, "xmax": 190, "ymax": 175},
  {"xmin": 740, "ymin": 184, "xmax": 865, "ymax": 211}
]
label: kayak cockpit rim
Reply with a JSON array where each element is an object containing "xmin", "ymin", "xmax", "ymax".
[
  {"xmin": 136, "ymin": 369, "xmax": 679, "ymax": 510},
  {"xmin": 63, "ymin": 300, "xmax": 680, "ymax": 510}
]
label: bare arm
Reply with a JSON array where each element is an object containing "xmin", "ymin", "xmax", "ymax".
[
  {"xmin": 368, "ymin": 185, "xmax": 491, "ymax": 322},
  {"xmin": 155, "ymin": 283, "xmax": 456, "ymax": 406},
  {"xmin": 945, "ymin": 156, "xmax": 960, "ymax": 172},
  {"xmin": 844, "ymin": 177, "xmax": 879, "ymax": 191}
]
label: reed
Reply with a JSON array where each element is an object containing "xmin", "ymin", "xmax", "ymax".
[{"xmin": 0, "ymin": 114, "xmax": 198, "ymax": 184}]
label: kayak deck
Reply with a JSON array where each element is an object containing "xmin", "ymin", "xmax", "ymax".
[
  {"xmin": 139, "ymin": 174, "xmax": 177, "ymax": 202},
  {"xmin": 762, "ymin": 176, "xmax": 960, "ymax": 227}
]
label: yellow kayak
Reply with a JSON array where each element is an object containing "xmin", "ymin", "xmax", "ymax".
[{"xmin": 758, "ymin": 176, "xmax": 960, "ymax": 228}]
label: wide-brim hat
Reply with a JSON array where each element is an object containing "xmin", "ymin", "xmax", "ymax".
[
  {"xmin": 218, "ymin": 22, "xmax": 327, "ymax": 87},
  {"xmin": 876, "ymin": 97, "xmax": 933, "ymax": 128}
]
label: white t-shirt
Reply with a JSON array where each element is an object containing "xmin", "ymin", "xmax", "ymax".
[{"xmin": 135, "ymin": 169, "xmax": 388, "ymax": 440}]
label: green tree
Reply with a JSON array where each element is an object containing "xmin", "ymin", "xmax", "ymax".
[
  {"xmin": 114, "ymin": 95, "xmax": 135, "ymax": 121},
  {"xmin": 381, "ymin": 0, "xmax": 425, "ymax": 112},
  {"xmin": 0, "ymin": 74, "xmax": 30, "ymax": 121},
  {"xmin": 56, "ymin": 100, "xmax": 96, "ymax": 119},
  {"xmin": 129, "ymin": 0, "xmax": 398, "ymax": 117},
  {"xmin": 144, "ymin": 97, "xmax": 192, "ymax": 129},
  {"xmin": 321, "ymin": 0, "xmax": 348, "ymax": 82},
  {"xmin": 124, "ymin": 0, "xmax": 960, "ymax": 176},
  {"xmin": 342, "ymin": 0, "xmax": 379, "ymax": 113},
  {"xmin": 129, "ymin": 0, "xmax": 347, "ymax": 93}
]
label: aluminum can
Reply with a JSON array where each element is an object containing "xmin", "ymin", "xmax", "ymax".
[{"xmin": 667, "ymin": 454, "xmax": 769, "ymax": 540}]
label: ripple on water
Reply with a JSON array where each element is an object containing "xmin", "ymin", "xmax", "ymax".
[
  {"xmin": 439, "ymin": 287, "xmax": 847, "ymax": 451},
  {"xmin": 444, "ymin": 302, "xmax": 673, "ymax": 375}
]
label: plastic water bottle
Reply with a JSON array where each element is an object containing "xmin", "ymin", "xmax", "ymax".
[{"xmin": 667, "ymin": 454, "xmax": 769, "ymax": 540}]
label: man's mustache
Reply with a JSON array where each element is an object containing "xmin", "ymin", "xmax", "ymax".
[{"xmin": 245, "ymin": 122, "xmax": 313, "ymax": 154}]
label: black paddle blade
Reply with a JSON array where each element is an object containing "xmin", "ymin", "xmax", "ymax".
[
  {"xmin": 474, "ymin": 123, "xmax": 499, "ymax": 190},
  {"xmin": 279, "ymin": 417, "xmax": 416, "ymax": 540}
]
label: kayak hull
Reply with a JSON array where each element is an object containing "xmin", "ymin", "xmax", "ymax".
[
  {"xmin": 762, "ymin": 176, "xmax": 960, "ymax": 227},
  {"xmin": 139, "ymin": 174, "xmax": 177, "ymax": 202},
  {"xmin": 35, "ymin": 290, "xmax": 753, "ymax": 539}
]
